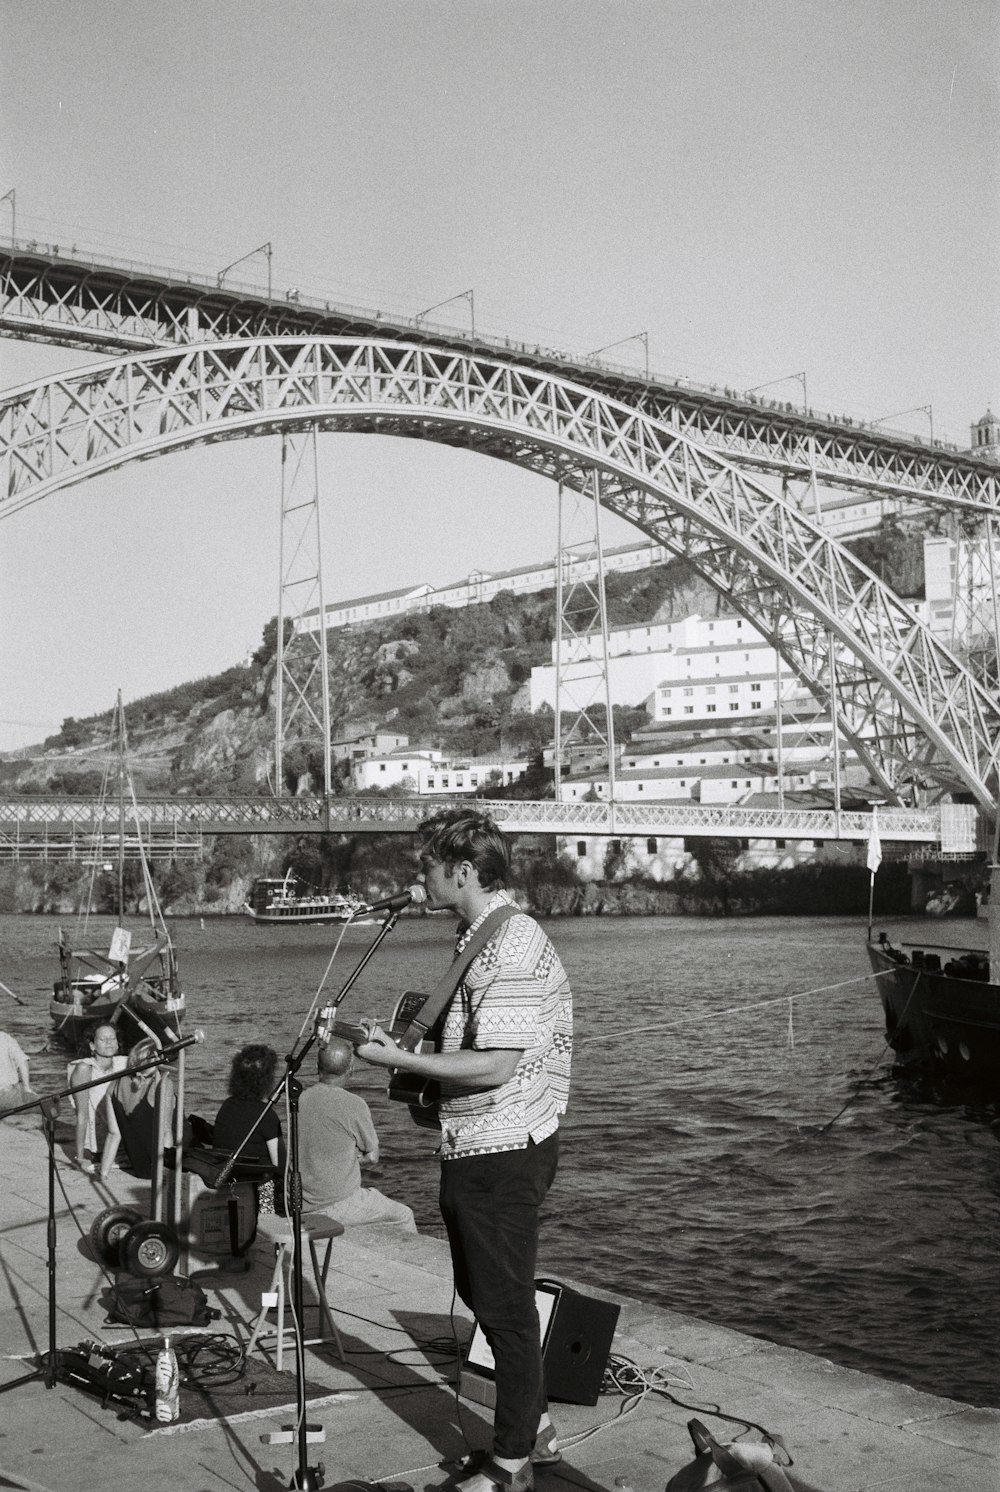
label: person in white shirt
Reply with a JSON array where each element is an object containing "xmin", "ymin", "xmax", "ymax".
[
  {"xmin": 0, "ymin": 1029, "xmax": 39, "ymax": 1114},
  {"xmin": 68, "ymin": 1024, "xmax": 126, "ymax": 1173}
]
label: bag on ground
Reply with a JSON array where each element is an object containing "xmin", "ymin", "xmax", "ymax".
[{"xmin": 102, "ymin": 1273, "xmax": 217, "ymax": 1328}]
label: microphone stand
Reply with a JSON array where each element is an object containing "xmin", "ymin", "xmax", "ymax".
[
  {"xmin": 0, "ymin": 1044, "xmax": 187, "ymax": 1399},
  {"xmin": 214, "ymin": 906, "xmax": 403, "ymax": 1492}
]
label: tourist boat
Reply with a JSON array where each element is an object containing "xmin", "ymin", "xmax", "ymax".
[
  {"xmin": 243, "ymin": 871, "xmax": 367, "ymax": 925},
  {"xmin": 866, "ymin": 930, "xmax": 1000, "ymax": 1090},
  {"xmin": 49, "ymin": 693, "xmax": 186, "ymax": 1052}
]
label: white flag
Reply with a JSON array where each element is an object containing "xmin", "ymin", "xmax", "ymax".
[{"xmin": 866, "ymin": 808, "xmax": 882, "ymax": 875}]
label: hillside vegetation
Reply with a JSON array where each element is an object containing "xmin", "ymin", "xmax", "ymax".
[
  {"xmin": 0, "ymin": 520, "xmax": 926, "ymax": 916},
  {"xmin": 3, "ymin": 552, "xmax": 726, "ymax": 798}
]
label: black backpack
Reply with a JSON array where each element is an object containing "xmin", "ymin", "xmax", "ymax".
[{"xmin": 102, "ymin": 1273, "xmax": 217, "ymax": 1328}]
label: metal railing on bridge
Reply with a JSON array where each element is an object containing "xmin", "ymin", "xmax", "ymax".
[{"xmin": 0, "ymin": 793, "xmax": 951, "ymax": 861}]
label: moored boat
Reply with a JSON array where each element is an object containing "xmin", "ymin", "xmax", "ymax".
[
  {"xmin": 48, "ymin": 692, "xmax": 186, "ymax": 1053},
  {"xmin": 51, "ymin": 928, "xmax": 185, "ymax": 1051},
  {"xmin": 866, "ymin": 932, "xmax": 1000, "ymax": 1089},
  {"xmin": 243, "ymin": 871, "xmax": 366, "ymax": 925}
]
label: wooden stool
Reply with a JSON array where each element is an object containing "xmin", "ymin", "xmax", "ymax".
[{"xmin": 245, "ymin": 1215, "xmax": 346, "ymax": 1371}]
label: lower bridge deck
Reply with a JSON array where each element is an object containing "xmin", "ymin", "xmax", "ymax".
[{"xmin": 0, "ymin": 794, "xmax": 972, "ymax": 860}]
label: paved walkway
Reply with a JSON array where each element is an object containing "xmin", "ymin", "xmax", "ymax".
[{"xmin": 0, "ymin": 1118, "xmax": 997, "ymax": 1492}]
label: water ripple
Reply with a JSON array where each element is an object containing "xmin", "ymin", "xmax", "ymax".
[{"xmin": 2, "ymin": 911, "xmax": 997, "ymax": 1406}]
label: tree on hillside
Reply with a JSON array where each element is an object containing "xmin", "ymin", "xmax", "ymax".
[{"xmin": 253, "ymin": 615, "xmax": 295, "ymax": 668}]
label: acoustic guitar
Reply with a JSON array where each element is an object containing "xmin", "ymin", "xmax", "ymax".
[
  {"xmin": 382, "ymin": 903, "xmax": 520, "ymax": 1130},
  {"xmin": 386, "ymin": 991, "xmax": 445, "ymax": 1129}
]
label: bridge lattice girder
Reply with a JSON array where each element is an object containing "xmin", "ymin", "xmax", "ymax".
[
  {"xmin": 1, "ymin": 337, "xmax": 998, "ymax": 809},
  {"xmin": 0, "ymin": 794, "xmax": 947, "ymax": 845},
  {"xmin": 2, "ymin": 248, "xmax": 998, "ymax": 514}
]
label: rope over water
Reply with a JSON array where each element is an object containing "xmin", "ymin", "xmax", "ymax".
[{"xmin": 578, "ymin": 969, "xmax": 895, "ymax": 1044}]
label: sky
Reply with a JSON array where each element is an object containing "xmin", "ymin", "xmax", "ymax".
[{"xmin": 0, "ymin": 0, "xmax": 997, "ymax": 749}]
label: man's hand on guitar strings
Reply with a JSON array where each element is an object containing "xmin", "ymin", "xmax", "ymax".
[{"xmin": 355, "ymin": 1025, "xmax": 402, "ymax": 1069}]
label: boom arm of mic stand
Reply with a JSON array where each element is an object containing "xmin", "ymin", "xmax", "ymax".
[
  {"xmin": 326, "ymin": 905, "xmax": 403, "ymax": 1014},
  {"xmin": 0, "ymin": 1047, "xmax": 176, "ymax": 1119}
]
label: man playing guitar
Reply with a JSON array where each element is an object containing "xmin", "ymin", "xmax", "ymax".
[{"xmin": 356, "ymin": 808, "xmax": 573, "ymax": 1492}]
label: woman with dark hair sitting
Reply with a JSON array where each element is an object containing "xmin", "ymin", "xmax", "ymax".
[{"xmin": 213, "ymin": 1043, "xmax": 285, "ymax": 1212}]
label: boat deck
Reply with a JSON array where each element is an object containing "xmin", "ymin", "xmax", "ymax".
[{"xmin": 0, "ymin": 1117, "xmax": 997, "ymax": 1492}]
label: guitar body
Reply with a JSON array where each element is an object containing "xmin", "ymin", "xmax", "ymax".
[
  {"xmin": 387, "ymin": 990, "xmax": 443, "ymax": 1130},
  {"xmin": 382, "ymin": 906, "xmax": 518, "ymax": 1132}
]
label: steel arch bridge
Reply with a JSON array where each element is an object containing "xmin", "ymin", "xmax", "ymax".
[{"xmin": 2, "ymin": 335, "xmax": 999, "ymax": 812}]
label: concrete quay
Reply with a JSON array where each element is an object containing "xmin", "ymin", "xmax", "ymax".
[{"xmin": 0, "ymin": 1119, "xmax": 997, "ymax": 1492}]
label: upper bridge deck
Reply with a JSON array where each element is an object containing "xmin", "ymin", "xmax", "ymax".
[{"xmin": 2, "ymin": 241, "xmax": 996, "ymax": 513}]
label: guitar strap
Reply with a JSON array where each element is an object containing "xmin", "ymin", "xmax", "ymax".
[{"xmin": 395, "ymin": 903, "xmax": 520, "ymax": 1050}]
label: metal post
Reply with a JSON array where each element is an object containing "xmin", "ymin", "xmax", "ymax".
[
  {"xmin": 1, "ymin": 188, "xmax": 14, "ymax": 246},
  {"xmin": 275, "ymin": 444, "xmax": 287, "ymax": 795},
  {"xmin": 311, "ymin": 425, "xmax": 332, "ymax": 798},
  {"xmin": 827, "ymin": 632, "xmax": 842, "ymax": 829},
  {"xmin": 808, "ymin": 434, "xmax": 821, "ymax": 521},
  {"xmin": 591, "ymin": 472, "xmax": 617, "ymax": 823},
  {"xmin": 115, "ymin": 693, "xmax": 125, "ymax": 925},
  {"xmin": 775, "ymin": 638, "xmax": 784, "ymax": 813},
  {"xmin": 554, "ymin": 482, "xmax": 565, "ymax": 803},
  {"xmin": 987, "ymin": 515, "xmax": 1000, "ymax": 688},
  {"xmin": 275, "ymin": 426, "xmax": 333, "ymax": 801}
]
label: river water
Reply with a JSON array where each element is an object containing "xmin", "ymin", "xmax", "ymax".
[{"xmin": 2, "ymin": 911, "xmax": 997, "ymax": 1408}]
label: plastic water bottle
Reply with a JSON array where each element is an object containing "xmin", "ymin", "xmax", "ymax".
[{"xmin": 155, "ymin": 1335, "xmax": 180, "ymax": 1423}]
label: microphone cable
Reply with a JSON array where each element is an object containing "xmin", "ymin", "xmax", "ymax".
[{"xmin": 294, "ymin": 915, "xmax": 355, "ymax": 1045}]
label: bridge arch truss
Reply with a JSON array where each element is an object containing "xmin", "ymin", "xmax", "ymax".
[{"xmin": 2, "ymin": 336, "xmax": 998, "ymax": 810}]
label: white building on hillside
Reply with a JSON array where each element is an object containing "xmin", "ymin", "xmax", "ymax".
[
  {"xmin": 530, "ymin": 613, "xmax": 810, "ymax": 715},
  {"xmin": 352, "ymin": 750, "xmax": 529, "ymax": 796},
  {"xmin": 299, "ymin": 542, "xmax": 668, "ymax": 635},
  {"xmin": 332, "ymin": 727, "xmax": 410, "ymax": 763}
]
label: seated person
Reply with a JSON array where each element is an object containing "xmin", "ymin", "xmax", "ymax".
[
  {"xmin": 299, "ymin": 1037, "xmax": 416, "ymax": 1231},
  {"xmin": 0, "ymin": 1028, "xmax": 41, "ymax": 1116},
  {"xmin": 68, "ymin": 1023, "xmax": 127, "ymax": 1173},
  {"xmin": 213, "ymin": 1043, "xmax": 285, "ymax": 1213},
  {"xmin": 104, "ymin": 1038, "xmax": 175, "ymax": 1180}
]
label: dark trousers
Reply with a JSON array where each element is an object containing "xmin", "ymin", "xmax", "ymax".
[{"xmin": 439, "ymin": 1132, "xmax": 559, "ymax": 1460}]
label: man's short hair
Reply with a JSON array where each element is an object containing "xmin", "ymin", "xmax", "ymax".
[
  {"xmin": 418, "ymin": 808, "xmax": 511, "ymax": 891},
  {"xmin": 318, "ymin": 1037, "xmax": 353, "ymax": 1078}
]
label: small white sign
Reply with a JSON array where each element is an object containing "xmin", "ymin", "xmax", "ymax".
[{"xmin": 108, "ymin": 928, "xmax": 132, "ymax": 966}]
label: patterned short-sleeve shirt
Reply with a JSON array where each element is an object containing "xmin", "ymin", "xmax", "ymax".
[{"xmin": 437, "ymin": 890, "xmax": 573, "ymax": 1160}]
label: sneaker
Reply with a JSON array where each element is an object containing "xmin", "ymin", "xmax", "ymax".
[
  {"xmin": 530, "ymin": 1426, "xmax": 561, "ymax": 1466},
  {"xmin": 447, "ymin": 1456, "xmax": 534, "ymax": 1492}
]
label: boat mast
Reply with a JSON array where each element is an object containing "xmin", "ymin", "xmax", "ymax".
[{"xmin": 115, "ymin": 690, "xmax": 125, "ymax": 927}]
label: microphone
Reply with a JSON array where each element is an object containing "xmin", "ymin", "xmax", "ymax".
[
  {"xmin": 357, "ymin": 884, "xmax": 427, "ymax": 916},
  {"xmin": 154, "ymin": 1029, "xmax": 205, "ymax": 1060}
]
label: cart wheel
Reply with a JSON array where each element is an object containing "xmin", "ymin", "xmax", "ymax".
[
  {"xmin": 118, "ymin": 1219, "xmax": 180, "ymax": 1279},
  {"xmin": 89, "ymin": 1206, "xmax": 144, "ymax": 1266}
]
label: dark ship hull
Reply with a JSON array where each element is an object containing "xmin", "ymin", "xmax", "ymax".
[{"xmin": 867, "ymin": 936, "xmax": 1000, "ymax": 1090}]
